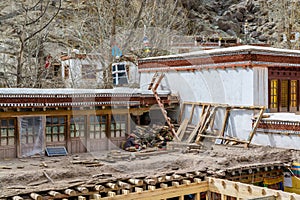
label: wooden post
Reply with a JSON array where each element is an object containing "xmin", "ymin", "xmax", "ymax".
[
  {"xmin": 30, "ymin": 193, "xmax": 42, "ymax": 200},
  {"xmin": 16, "ymin": 117, "xmax": 21, "ymax": 158},
  {"xmin": 219, "ymin": 107, "xmax": 230, "ymax": 141},
  {"xmin": 188, "ymin": 104, "xmax": 196, "ymax": 123},
  {"xmin": 195, "ymin": 193, "xmax": 201, "ymax": 200},
  {"xmin": 178, "ymin": 103, "xmax": 186, "ymax": 123},
  {"xmin": 245, "ymin": 107, "xmax": 265, "ymax": 147}
]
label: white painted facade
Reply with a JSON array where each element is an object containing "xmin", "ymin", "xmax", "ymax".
[
  {"xmin": 139, "ymin": 45, "xmax": 300, "ymax": 150},
  {"xmin": 140, "ymin": 67, "xmax": 268, "ymax": 142},
  {"xmin": 60, "ymin": 52, "xmax": 139, "ymax": 88}
]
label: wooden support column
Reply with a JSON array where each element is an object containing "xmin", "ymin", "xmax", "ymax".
[
  {"xmin": 66, "ymin": 114, "xmax": 71, "ymax": 153},
  {"xmin": 86, "ymin": 114, "xmax": 91, "ymax": 151},
  {"xmin": 16, "ymin": 117, "xmax": 21, "ymax": 158},
  {"xmin": 127, "ymin": 110, "xmax": 131, "ymax": 135},
  {"xmin": 107, "ymin": 114, "xmax": 111, "ymax": 150},
  {"xmin": 195, "ymin": 193, "xmax": 200, "ymax": 200}
]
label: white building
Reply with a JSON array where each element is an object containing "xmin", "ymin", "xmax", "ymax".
[{"xmin": 138, "ymin": 45, "xmax": 300, "ymax": 150}]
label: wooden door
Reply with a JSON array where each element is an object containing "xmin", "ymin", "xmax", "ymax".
[
  {"xmin": 70, "ymin": 116, "xmax": 87, "ymax": 154},
  {"xmin": 0, "ymin": 118, "xmax": 17, "ymax": 159},
  {"xmin": 280, "ymin": 80, "xmax": 289, "ymax": 112}
]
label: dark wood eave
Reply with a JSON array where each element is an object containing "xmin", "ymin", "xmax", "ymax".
[{"xmin": 138, "ymin": 45, "xmax": 300, "ymax": 72}]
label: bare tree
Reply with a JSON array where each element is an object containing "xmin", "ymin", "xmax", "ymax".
[{"xmin": 0, "ymin": 0, "xmax": 61, "ymax": 87}]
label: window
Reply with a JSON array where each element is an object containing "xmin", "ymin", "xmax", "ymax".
[
  {"xmin": 0, "ymin": 119, "xmax": 15, "ymax": 146},
  {"xmin": 82, "ymin": 64, "xmax": 96, "ymax": 79},
  {"xmin": 112, "ymin": 62, "xmax": 128, "ymax": 85},
  {"xmin": 20, "ymin": 117, "xmax": 42, "ymax": 145},
  {"xmin": 270, "ymin": 79, "xmax": 278, "ymax": 109},
  {"xmin": 89, "ymin": 115, "xmax": 107, "ymax": 139},
  {"xmin": 291, "ymin": 80, "xmax": 298, "ymax": 108},
  {"xmin": 280, "ymin": 80, "xmax": 289, "ymax": 108},
  {"xmin": 111, "ymin": 115, "xmax": 126, "ymax": 138},
  {"xmin": 46, "ymin": 116, "xmax": 66, "ymax": 142},
  {"xmin": 70, "ymin": 116, "xmax": 86, "ymax": 138}
]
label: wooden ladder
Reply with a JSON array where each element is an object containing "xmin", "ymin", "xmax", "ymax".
[{"xmin": 148, "ymin": 72, "xmax": 179, "ymax": 141}]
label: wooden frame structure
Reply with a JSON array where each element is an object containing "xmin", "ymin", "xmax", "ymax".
[
  {"xmin": 7, "ymin": 177, "xmax": 300, "ymax": 200},
  {"xmin": 176, "ymin": 102, "xmax": 265, "ymax": 147}
]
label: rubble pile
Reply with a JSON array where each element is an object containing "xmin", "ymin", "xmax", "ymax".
[{"xmin": 132, "ymin": 124, "xmax": 173, "ymax": 149}]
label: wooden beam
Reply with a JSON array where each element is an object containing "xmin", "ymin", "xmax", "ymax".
[
  {"xmin": 219, "ymin": 107, "xmax": 230, "ymax": 140},
  {"xmin": 188, "ymin": 104, "xmax": 196, "ymax": 123},
  {"xmin": 176, "ymin": 118, "xmax": 189, "ymax": 141},
  {"xmin": 245, "ymin": 107, "xmax": 265, "ymax": 147}
]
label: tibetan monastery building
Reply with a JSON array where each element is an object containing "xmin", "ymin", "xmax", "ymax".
[
  {"xmin": 138, "ymin": 45, "xmax": 300, "ymax": 150},
  {"xmin": 0, "ymin": 88, "xmax": 177, "ymax": 159}
]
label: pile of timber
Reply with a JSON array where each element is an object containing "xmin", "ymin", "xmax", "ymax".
[
  {"xmin": 6, "ymin": 161, "xmax": 288, "ymax": 199},
  {"xmin": 132, "ymin": 124, "xmax": 173, "ymax": 148},
  {"xmin": 6, "ymin": 170, "xmax": 207, "ymax": 199}
]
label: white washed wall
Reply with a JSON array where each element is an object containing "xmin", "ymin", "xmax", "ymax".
[{"xmin": 140, "ymin": 67, "xmax": 269, "ymax": 143}]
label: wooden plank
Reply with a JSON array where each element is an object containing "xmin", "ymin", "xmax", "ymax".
[
  {"xmin": 176, "ymin": 119, "xmax": 189, "ymax": 141},
  {"xmin": 188, "ymin": 104, "xmax": 196, "ymax": 123},
  {"xmin": 196, "ymin": 134, "xmax": 249, "ymax": 144},
  {"xmin": 219, "ymin": 108, "xmax": 230, "ymax": 140},
  {"xmin": 178, "ymin": 103, "xmax": 186, "ymax": 124},
  {"xmin": 100, "ymin": 182, "xmax": 208, "ymax": 200},
  {"xmin": 245, "ymin": 108, "xmax": 265, "ymax": 148},
  {"xmin": 186, "ymin": 120, "xmax": 202, "ymax": 143},
  {"xmin": 195, "ymin": 105, "xmax": 212, "ymax": 144},
  {"xmin": 207, "ymin": 177, "xmax": 300, "ymax": 200}
]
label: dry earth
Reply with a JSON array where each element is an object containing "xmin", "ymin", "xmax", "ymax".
[{"xmin": 0, "ymin": 142, "xmax": 297, "ymax": 198}]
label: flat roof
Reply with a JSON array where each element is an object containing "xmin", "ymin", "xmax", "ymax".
[
  {"xmin": 0, "ymin": 87, "xmax": 170, "ymax": 96},
  {"xmin": 139, "ymin": 45, "xmax": 300, "ymax": 62}
]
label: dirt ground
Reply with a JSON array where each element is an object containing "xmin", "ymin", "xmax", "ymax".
[{"xmin": 0, "ymin": 141, "xmax": 298, "ymax": 198}]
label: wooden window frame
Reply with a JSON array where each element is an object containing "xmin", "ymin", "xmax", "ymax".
[
  {"xmin": 0, "ymin": 118, "xmax": 15, "ymax": 146},
  {"xmin": 110, "ymin": 115, "xmax": 127, "ymax": 138},
  {"xmin": 46, "ymin": 116, "xmax": 66, "ymax": 142},
  {"xmin": 89, "ymin": 115, "xmax": 107, "ymax": 139},
  {"xmin": 70, "ymin": 116, "xmax": 86, "ymax": 138}
]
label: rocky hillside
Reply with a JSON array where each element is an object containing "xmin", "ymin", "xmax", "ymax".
[
  {"xmin": 0, "ymin": 0, "xmax": 299, "ymax": 88},
  {"xmin": 182, "ymin": 0, "xmax": 299, "ymax": 48}
]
